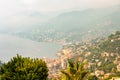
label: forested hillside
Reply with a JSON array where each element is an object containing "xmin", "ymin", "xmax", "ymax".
[{"xmin": 48, "ymin": 31, "xmax": 120, "ymax": 79}]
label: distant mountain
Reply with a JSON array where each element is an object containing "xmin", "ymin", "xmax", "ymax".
[
  {"xmin": 0, "ymin": 11, "xmax": 50, "ymax": 33},
  {"xmin": 11, "ymin": 5, "xmax": 120, "ymax": 43},
  {"xmin": 47, "ymin": 5, "xmax": 120, "ymax": 31}
]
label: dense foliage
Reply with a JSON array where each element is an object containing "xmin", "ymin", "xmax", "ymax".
[
  {"xmin": 0, "ymin": 54, "xmax": 48, "ymax": 80},
  {"xmin": 61, "ymin": 59, "xmax": 89, "ymax": 80},
  {"xmin": 99, "ymin": 31, "xmax": 120, "ymax": 54},
  {"xmin": 0, "ymin": 60, "xmax": 3, "ymax": 66}
]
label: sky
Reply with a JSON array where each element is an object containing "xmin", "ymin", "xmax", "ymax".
[
  {"xmin": 0, "ymin": 0, "xmax": 120, "ymax": 17},
  {"xmin": 0, "ymin": 0, "xmax": 119, "ymax": 29}
]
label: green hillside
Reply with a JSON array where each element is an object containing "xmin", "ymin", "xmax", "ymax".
[{"xmin": 58, "ymin": 31, "xmax": 120, "ymax": 79}]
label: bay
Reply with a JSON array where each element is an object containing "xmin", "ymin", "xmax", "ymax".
[{"xmin": 0, "ymin": 34, "xmax": 62, "ymax": 62}]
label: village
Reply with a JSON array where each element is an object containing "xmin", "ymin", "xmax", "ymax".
[
  {"xmin": 42, "ymin": 34, "xmax": 120, "ymax": 80},
  {"xmin": 42, "ymin": 47, "xmax": 120, "ymax": 79}
]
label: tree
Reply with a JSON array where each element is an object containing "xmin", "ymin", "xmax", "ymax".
[
  {"xmin": 87, "ymin": 75, "xmax": 98, "ymax": 80},
  {"xmin": 0, "ymin": 60, "xmax": 3, "ymax": 66},
  {"xmin": 0, "ymin": 54, "xmax": 48, "ymax": 80},
  {"xmin": 61, "ymin": 58, "xmax": 89, "ymax": 80}
]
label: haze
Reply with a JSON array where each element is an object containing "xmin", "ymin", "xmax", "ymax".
[{"xmin": 0, "ymin": 0, "xmax": 120, "ymax": 30}]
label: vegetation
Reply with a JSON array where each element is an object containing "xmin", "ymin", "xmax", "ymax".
[
  {"xmin": 61, "ymin": 59, "xmax": 89, "ymax": 80},
  {"xmin": 0, "ymin": 54, "xmax": 48, "ymax": 80},
  {"xmin": 87, "ymin": 75, "xmax": 98, "ymax": 80},
  {"xmin": 100, "ymin": 31, "xmax": 120, "ymax": 54},
  {"xmin": 58, "ymin": 31, "xmax": 120, "ymax": 79},
  {"xmin": 0, "ymin": 31, "xmax": 120, "ymax": 80},
  {"xmin": 0, "ymin": 60, "xmax": 3, "ymax": 66}
]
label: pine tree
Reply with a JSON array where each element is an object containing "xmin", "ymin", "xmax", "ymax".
[{"xmin": 0, "ymin": 54, "xmax": 48, "ymax": 80}]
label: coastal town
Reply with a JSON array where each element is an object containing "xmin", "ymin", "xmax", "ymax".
[
  {"xmin": 42, "ymin": 32, "xmax": 120, "ymax": 80},
  {"xmin": 0, "ymin": 1, "xmax": 120, "ymax": 80}
]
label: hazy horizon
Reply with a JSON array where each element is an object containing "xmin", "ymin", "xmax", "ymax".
[
  {"xmin": 0, "ymin": 0, "xmax": 120, "ymax": 15},
  {"xmin": 0, "ymin": 0, "xmax": 120, "ymax": 30}
]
